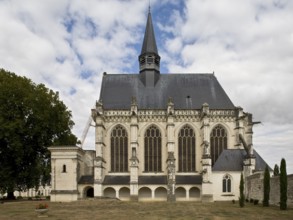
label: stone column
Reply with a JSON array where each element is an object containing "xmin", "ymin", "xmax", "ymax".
[
  {"xmin": 129, "ymin": 97, "xmax": 139, "ymax": 201},
  {"xmin": 92, "ymin": 100, "xmax": 105, "ymax": 198},
  {"xmin": 166, "ymin": 98, "xmax": 176, "ymax": 202},
  {"xmin": 200, "ymin": 103, "xmax": 213, "ymax": 202}
]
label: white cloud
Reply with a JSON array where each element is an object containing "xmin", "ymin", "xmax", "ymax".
[{"xmin": 161, "ymin": 0, "xmax": 293, "ymax": 173}]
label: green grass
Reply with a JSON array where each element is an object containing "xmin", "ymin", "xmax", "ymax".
[{"xmin": 0, "ymin": 200, "xmax": 292, "ymax": 220}]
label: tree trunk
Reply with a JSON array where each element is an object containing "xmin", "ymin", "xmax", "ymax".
[{"xmin": 7, "ymin": 191, "xmax": 15, "ymax": 200}]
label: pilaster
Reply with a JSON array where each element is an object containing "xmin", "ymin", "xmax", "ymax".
[
  {"xmin": 166, "ymin": 98, "xmax": 176, "ymax": 202},
  {"xmin": 130, "ymin": 97, "xmax": 139, "ymax": 201},
  {"xmin": 92, "ymin": 100, "xmax": 106, "ymax": 197},
  {"xmin": 200, "ymin": 103, "xmax": 213, "ymax": 202},
  {"xmin": 167, "ymin": 152, "xmax": 176, "ymax": 202}
]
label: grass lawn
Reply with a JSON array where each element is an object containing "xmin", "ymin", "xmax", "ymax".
[{"xmin": 0, "ymin": 200, "xmax": 292, "ymax": 220}]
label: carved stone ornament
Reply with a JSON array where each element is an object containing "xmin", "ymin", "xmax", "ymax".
[{"xmin": 167, "ymin": 97, "xmax": 174, "ymax": 115}]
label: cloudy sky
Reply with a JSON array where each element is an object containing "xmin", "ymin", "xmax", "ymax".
[{"xmin": 1, "ymin": 0, "xmax": 292, "ymax": 174}]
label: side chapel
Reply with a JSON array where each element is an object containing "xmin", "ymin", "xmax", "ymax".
[{"xmin": 49, "ymin": 9, "xmax": 269, "ymax": 202}]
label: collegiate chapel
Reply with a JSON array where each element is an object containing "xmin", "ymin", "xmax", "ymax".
[{"xmin": 49, "ymin": 10, "xmax": 269, "ymax": 202}]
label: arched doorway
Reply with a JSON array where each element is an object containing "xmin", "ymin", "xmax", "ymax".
[
  {"xmin": 155, "ymin": 187, "xmax": 167, "ymax": 201},
  {"xmin": 119, "ymin": 187, "xmax": 130, "ymax": 200},
  {"xmin": 85, "ymin": 187, "xmax": 94, "ymax": 198},
  {"xmin": 104, "ymin": 187, "xmax": 116, "ymax": 198},
  {"xmin": 175, "ymin": 187, "xmax": 186, "ymax": 200},
  {"xmin": 138, "ymin": 187, "xmax": 152, "ymax": 200},
  {"xmin": 189, "ymin": 187, "xmax": 200, "ymax": 199}
]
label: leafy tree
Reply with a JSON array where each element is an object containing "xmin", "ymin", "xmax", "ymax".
[
  {"xmin": 280, "ymin": 158, "xmax": 287, "ymax": 210},
  {"xmin": 263, "ymin": 165, "xmax": 270, "ymax": 206},
  {"xmin": 239, "ymin": 173, "xmax": 245, "ymax": 207},
  {"xmin": 0, "ymin": 69, "xmax": 77, "ymax": 199},
  {"xmin": 273, "ymin": 164, "xmax": 279, "ymax": 176}
]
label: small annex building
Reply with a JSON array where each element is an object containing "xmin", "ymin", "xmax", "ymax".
[{"xmin": 49, "ymin": 10, "xmax": 269, "ymax": 202}]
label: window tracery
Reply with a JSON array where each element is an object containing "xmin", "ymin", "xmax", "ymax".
[
  {"xmin": 178, "ymin": 125, "xmax": 196, "ymax": 172},
  {"xmin": 144, "ymin": 125, "xmax": 162, "ymax": 172},
  {"xmin": 111, "ymin": 125, "xmax": 128, "ymax": 172},
  {"xmin": 210, "ymin": 125, "xmax": 227, "ymax": 165},
  {"xmin": 222, "ymin": 174, "xmax": 232, "ymax": 193}
]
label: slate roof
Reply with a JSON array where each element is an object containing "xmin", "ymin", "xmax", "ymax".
[
  {"xmin": 99, "ymin": 73, "xmax": 234, "ymax": 110},
  {"xmin": 139, "ymin": 176, "xmax": 167, "ymax": 184},
  {"xmin": 101, "ymin": 175, "xmax": 203, "ymax": 185},
  {"xmin": 103, "ymin": 175, "xmax": 167, "ymax": 185},
  {"xmin": 103, "ymin": 175, "xmax": 130, "ymax": 185},
  {"xmin": 78, "ymin": 175, "xmax": 94, "ymax": 184},
  {"xmin": 141, "ymin": 11, "xmax": 158, "ymax": 55},
  {"xmin": 212, "ymin": 149, "xmax": 270, "ymax": 172},
  {"xmin": 176, "ymin": 175, "xmax": 202, "ymax": 184}
]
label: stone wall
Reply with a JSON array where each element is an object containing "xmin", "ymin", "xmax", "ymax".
[
  {"xmin": 246, "ymin": 172, "xmax": 263, "ymax": 202},
  {"xmin": 246, "ymin": 173, "xmax": 293, "ymax": 205}
]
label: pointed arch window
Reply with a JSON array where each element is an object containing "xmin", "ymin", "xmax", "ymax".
[
  {"xmin": 111, "ymin": 125, "xmax": 128, "ymax": 172},
  {"xmin": 210, "ymin": 125, "xmax": 227, "ymax": 166},
  {"xmin": 178, "ymin": 125, "xmax": 196, "ymax": 172},
  {"xmin": 222, "ymin": 174, "xmax": 232, "ymax": 193},
  {"xmin": 144, "ymin": 125, "xmax": 162, "ymax": 172}
]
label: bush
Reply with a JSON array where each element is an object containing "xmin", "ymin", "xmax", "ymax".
[
  {"xmin": 239, "ymin": 173, "xmax": 245, "ymax": 207},
  {"xmin": 250, "ymin": 199, "xmax": 254, "ymax": 203},
  {"xmin": 280, "ymin": 158, "xmax": 287, "ymax": 210},
  {"xmin": 16, "ymin": 196, "xmax": 23, "ymax": 200},
  {"xmin": 28, "ymin": 197, "xmax": 32, "ymax": 200},
  {"xmin": 263, "ymin": 165, "xmax": 270, "ymax": 207},
  {"xmin": 245, "ymin": 198, "xmax": 249, "ymax": 203},
  {"xmin": 254, "ymin": 200, "xmax": 259, "ymax": 205},
  {"xmin": 232, "ymin": 200, "xmax": 235, "ymax": 204},
  {"xmin": 46, "ymin": 196, "xmax": 50, "ymax": 200}
]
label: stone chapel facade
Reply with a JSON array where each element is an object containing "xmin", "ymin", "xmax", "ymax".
[{"xmin": 49, "ymin": 10, "xmax": 269, "ymax": 202}]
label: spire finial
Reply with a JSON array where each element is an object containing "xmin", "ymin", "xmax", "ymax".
[{"xmin": 148, "ymin": 0, "xmax": 151, "ymax": 13}]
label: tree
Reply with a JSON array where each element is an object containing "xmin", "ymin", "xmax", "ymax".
[
  {"xmin": 0, "ymin": 69, "xmax": 77, "ymax": 199},
  {"xmin": 280, "ymin": 158, "xmax": 287, "ymax": 210},
  {"xmin": 273, "ymin": 164, "xmax": 279, "ymax": 176},
  {"xmin": 263, "ymin": 165, "xmax": 270, "ymax": 206},
  {"xmin": 239, "ymin": 173, "xmax": 245, "ymax": 207}
]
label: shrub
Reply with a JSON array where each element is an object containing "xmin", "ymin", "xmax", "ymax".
[
  {"xmin": 28, "ymin": 197, "xmax": 33, "ymax": 200},
  {"xmin": 254, "ymin": 200, "xmax": 259, "ymax": 205},
  {"xmin": 239, "ymin": 173, "xmax": 245, "ymax": 207},
  {"xmin": 250, "ymin": 198, "xmax": 254, "ymax": 203},
  {"xmin": 273, "ymin": 164, "xmax": 279, "ymax": 176},
  {"xmin": 17, "ymin": 196, "xmax": 23, "ymax": 200},
  {"xmin": 280, "ymin": 158, "xmax": 287, "ymax": 210},
  {"xmin": 263, "ymin": 165, "xmax": 270, "ymax": 207},
  {"xmin": 232, "ymin": 200, "xmax": 235, "ymax": 204}
]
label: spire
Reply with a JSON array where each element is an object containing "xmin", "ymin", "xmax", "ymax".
[
  {"xmin": 138, "ymin": 8, "xmax": 160, "ymax": 84},
  {"xmin": 141, "ymin": 8, "xmax": 158, "ymax": 54}
]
